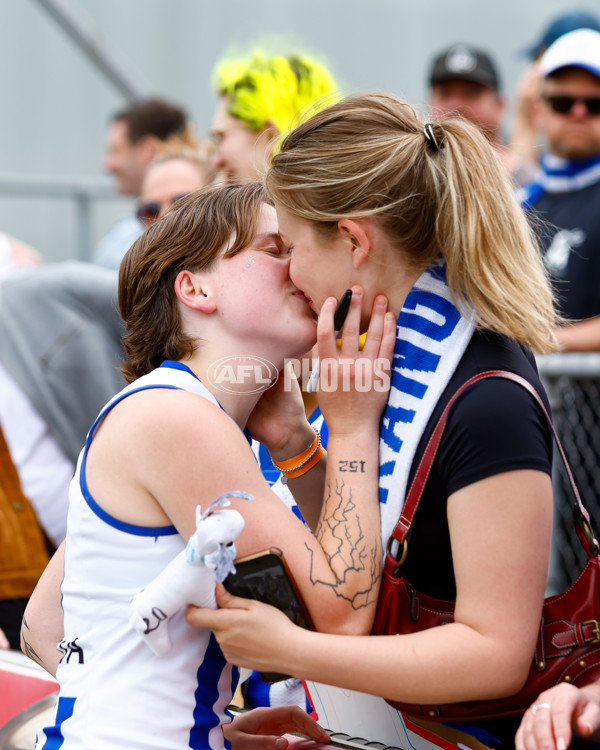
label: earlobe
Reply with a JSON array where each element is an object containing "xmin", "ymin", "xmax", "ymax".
[{"xmin": 174, "ymin": 270, "xmax": 216, "ymax": 314}]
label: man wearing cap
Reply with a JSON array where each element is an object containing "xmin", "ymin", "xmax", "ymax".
[
  {"xmin": 521, "ymin": 28, "xmax": 600, "ymax": 350},
  {"xmin": 427, "ymin": 43, "xmax": 528, "ymax": 180},
  {"xmin": 511, "ymin": 10, "xmax": 600, "ymax": 177}
]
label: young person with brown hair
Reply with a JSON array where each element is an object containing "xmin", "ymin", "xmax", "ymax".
[
  {"xmin": 22, "ymin": 182, "xmax": 394, "ymax": 750},
  {"xmin": 189, "ymin": 92, "xmax": 560, "ymax": 749}
]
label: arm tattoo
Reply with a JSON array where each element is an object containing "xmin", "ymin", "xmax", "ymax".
[
  {"xmin": 20, "ymin": 615, "xmax": 45, "ymax": 668},
  {"xmin": 307, "ymin": 479, "xmax": 381, "ymax": 609},
  {"xmin": 338, "ymin": 460, "xmax": 366, "ymax": 473}
]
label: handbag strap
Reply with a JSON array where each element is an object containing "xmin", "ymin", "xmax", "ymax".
[{"xmin": 389, "ymin": 369, "xmax": 599, "ymax": 558}]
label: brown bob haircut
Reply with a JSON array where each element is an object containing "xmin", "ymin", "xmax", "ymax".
[{"xmin": 119, "ymin": 182, "xmax": 268, "ymax": 383}]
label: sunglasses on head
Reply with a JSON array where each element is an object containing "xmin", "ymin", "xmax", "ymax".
[
  {"xmin": 542, "ymin": 94, "xmax": 600, "ymax": 116},
  {"xmin": 136, "ymin": 194, "xmax": 189, "ymax": 225}
]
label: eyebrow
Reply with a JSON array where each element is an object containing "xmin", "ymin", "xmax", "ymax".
[{"xmin": 253, "ymin": 232, "xmax": 282, "ymax": 244}]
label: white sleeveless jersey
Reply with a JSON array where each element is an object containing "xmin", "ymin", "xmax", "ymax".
[{"xmin": 36, "ymin": 362, "xmax": 239, "ymax": 750}]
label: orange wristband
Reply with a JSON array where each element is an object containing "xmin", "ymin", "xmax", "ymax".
[{"xmin": 271, "ymin": 431, "xmax": 324, "ymax": 483}]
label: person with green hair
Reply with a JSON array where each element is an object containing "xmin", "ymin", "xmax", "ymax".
[{"xmin": 210, "ymin": 50, "xmax": 339, "ymax": 183}]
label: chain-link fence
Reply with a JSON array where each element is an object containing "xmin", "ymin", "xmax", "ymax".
[{"xmin": 537, "ymin": 353, "xmax": 600, "ymax": 594}]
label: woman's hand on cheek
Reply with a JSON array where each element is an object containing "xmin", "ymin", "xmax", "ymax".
[
  {"xmin": 317, "ymin": 288, "xmax": 395, "ymax": 434},
  {"xmin": 186, "ymin": 584, "xmax": 298, "ymax": 674},
  {"xmin": 224, "ymin": 706, "xmax": 330, "ymax": 750}
]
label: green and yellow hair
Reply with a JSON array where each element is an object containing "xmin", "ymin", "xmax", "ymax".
[{"xmin": 215, "ymin": 51, "xmax": 339, "ymax": 134}]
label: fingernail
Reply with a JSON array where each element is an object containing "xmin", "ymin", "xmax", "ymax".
[
  {"xmin": 274, "ymin": 738, "xmax": 287, "ymax": 749},
  {"xmin": 557, "ymin": 738, "xmax": 567, "ymax": 750}
]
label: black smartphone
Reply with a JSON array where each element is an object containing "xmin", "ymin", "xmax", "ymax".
[
  {"xmin": 333, "ymin": 288, "xmax": 352, "ymax": 333},
  {"xmin": 224, "ymin": 547, "xmax": 313, "ymax": 682}
]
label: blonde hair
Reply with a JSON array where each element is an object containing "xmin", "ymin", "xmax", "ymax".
[
  {"xmin": 151, "ymin": 141, "xmax": 217, "ymax": 186},
  {"xmin": 214, "ymin": 50, "xmax": 339, "ymax": 134},
  {"xmin": 266, "ymin": 92, "xmax": 559, "ymax": 353}
]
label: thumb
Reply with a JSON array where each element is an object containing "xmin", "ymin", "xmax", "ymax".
[{"xmin": 215, "ymin": 582, "xmax": 250, "ymax": 609}]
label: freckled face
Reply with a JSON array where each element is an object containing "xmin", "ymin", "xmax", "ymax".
[
  {"xmin": 214, "ymin": 203, "xmax": 317, "ymax": 361},
  {"xmin": 275, "ymin": 205, "xmax": 355, "ymax": 315}
]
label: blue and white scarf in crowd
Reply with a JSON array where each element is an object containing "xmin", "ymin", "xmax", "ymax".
[
  {"xmin": 379, "ymin": 260, "xmax": 474, "ymax": 553},
  {"xmin": 519, "ymin": 151, "xmax": 600, "ymax": 208}
]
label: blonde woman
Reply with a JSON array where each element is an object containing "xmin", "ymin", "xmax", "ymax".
[{"xmin": 189, "ymin": 93, "xmax": 560, "ymax": 749}]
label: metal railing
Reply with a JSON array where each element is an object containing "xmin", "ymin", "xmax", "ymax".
[
  {"xmin": 0, "ymin": 174, "xmax": 127, "ymax": 261},
  {"xmin": 536, "ymin": 353, "xmax": 600, "ymax": 593}
]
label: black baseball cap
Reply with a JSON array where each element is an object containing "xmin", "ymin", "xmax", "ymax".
[{"xmin": 429, "ymin": 44, "xmax": 501, "ymax": 91}]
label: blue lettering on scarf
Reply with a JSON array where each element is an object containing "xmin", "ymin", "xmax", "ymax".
[
  {"xmin": 380, "ymin": 404, "xmax": 415, "ymax": 452},
  {"xmin": 391, "ymin": 373, "xmax": 428, "ymax": 399},
  {"xmin": 394, "ymin": 341, "xmax": 440, "ymax": 374},
  {"xmin": 378, "ymin": 460, "xmax": 396, "ymax": 504},
  {"xmin": 400, "ymin": 291, "xmax": 462, "ymax": 342}
]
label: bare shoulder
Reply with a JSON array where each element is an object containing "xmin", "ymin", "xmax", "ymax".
[
  {"xmin": 106, "ymin": 387, "xmax": 253, "ymax": 470},
  {"xmin": 87, "ymin": 386, "xmax": 265, "ymax": 536}
]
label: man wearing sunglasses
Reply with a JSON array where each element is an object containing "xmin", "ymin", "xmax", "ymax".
[{"xmin": 522, "ymin": 29, "xmax": 600, "ymax": 352}]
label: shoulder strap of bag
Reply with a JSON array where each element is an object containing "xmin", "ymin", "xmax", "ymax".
[{"xmin": 389, "ymin": 369, "xmax": 599, "ymax": 558}]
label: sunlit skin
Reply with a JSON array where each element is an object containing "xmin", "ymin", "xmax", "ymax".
[
  {"xmin": 536, "ymin": 67, "xmax": 600, "ymax": 161},
  {"xmin": 210, "ymin": 96, "xmax": 276, "ymax": 183},
  {"xmin": 138, "ymin": 159, "xmax": 209, "ymax": 227},
  {"xmin": 191, "ymin": 203, "xmax": 317, "ymax": 375},
  {"xmin": 102, "ymin": 119, "xmax": 156, "ymax": 196},
  {"xmin": 275, "ymin": 205, "xmax": 419, "ymax": 333}
]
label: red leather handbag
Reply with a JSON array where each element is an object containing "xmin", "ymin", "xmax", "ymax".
[{"xmin": 373, "ymin": 370, "xmax": 600, "ymax": 721}]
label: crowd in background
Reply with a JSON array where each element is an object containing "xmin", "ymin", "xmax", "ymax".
[{"xmin": 3, "ymin": 7, "xmax": 600, "ymax": 750}]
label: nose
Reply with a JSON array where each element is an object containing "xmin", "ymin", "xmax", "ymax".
[
  {"xmin": 102, "ymin": 155, "xmax": 115, "ymax": 175},
  {"xmin": 571, "ymin": 99, "xmax": 590, "ymax": 118},
  {"xmin": 211, "ymin": 151, "xmax": 226, "ymax": 170}
]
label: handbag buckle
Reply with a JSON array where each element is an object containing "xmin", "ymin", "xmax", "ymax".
[
  {"xmin": 386, "ymin": 537, "xmax": 408, "ymax": 575},
  {"xmin": 581, "ymin": 518, "xmax": 600, "ymax": 555},
  {"xmin": 583, "ymin": 620, "xmax": 600, "ymax": 643}
]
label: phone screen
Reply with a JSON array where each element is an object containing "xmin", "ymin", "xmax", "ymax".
[{"xmin": 224, "ymin": 549, "xmax": 312, "ymax": 682}]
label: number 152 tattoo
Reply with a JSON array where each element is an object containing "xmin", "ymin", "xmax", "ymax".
[{"xmin": 338, "ymin": 460, "xmax": 366, "ymax": 473}]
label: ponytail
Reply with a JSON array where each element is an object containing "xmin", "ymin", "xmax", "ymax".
[{"xmin": 266, "ymin": 92, "xmax": 558, "ymax": 352}]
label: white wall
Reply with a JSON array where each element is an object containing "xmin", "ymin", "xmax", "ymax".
[{"xmin": 0, "ymin": 0, "xmax": 593, "ymax": 261}]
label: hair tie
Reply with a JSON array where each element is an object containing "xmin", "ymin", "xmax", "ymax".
[{"xmin": 424, "ymin": 123, "xmax": 442, "ymax": 153}]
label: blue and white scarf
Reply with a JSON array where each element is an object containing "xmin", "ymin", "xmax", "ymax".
[
  {"xmin": 379, "ymin": 261, "xmax": 474, "ymax": 552},
  {"xmin": 519, "ymin": 151, "xmax": 600, "ymax": 208}
]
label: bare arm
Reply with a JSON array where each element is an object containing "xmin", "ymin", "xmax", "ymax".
[
  {"xmin": 189, "ymin": 468, "xmax": 553, "ymax": 704},
  {"xmin": 20, "ymin": 542, "xmax": 65, "ymax": 677},
  {"xmin": 555, "ymin": 317, "xmax": 600, "ymax": 352},
  {"xmin": 93, "ymin": 289, "xmax": 394, "ymax": 637},
  {"xmin": 247, "ymin": 291, "xmax": 391, "ymax": 531}
]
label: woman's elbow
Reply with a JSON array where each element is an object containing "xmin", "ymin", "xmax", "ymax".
[{"xmin": 487, "ymin": 649, "xmax": 535, "ymax": 699}]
